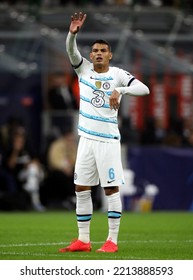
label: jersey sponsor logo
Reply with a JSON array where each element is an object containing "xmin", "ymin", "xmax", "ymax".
[
  {"xmin": 91, "ymin": 90, "xmax": 105, "ymax": 107},
  {"xmin": 107, "ymin": 179, "xmax": 116, "ymax": 184}
]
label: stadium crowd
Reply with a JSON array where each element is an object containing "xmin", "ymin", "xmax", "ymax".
[{"xmin": 1, "ymin": 109, "xmax": 193, "ymax": 212}]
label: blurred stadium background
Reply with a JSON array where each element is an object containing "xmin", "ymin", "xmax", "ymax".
[{"xmin": 0, "ymin": 0, "xmax": 193, "ymax": 212}]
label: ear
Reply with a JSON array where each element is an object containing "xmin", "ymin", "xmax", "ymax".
[
  {"xmin": 90, "ymin": 53, "xmax": 93, "ymax": 60},
  {"xmin": 109, "ymin": 52, "xmax": 113, "ymax": 60}
]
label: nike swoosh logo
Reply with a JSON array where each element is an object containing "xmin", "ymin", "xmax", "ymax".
[{"xmin": 107, "ymin": 180, "xmax": 115, "ymax": 183}]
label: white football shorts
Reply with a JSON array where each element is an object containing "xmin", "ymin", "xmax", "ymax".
[{"xmin": 74, "ymin": 136, "xmax": 124, "ymax": 187}]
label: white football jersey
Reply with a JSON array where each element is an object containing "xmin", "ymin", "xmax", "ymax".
[{"xmin": 74, "ymin": 57, "xmax": 135, "ymax": 142}]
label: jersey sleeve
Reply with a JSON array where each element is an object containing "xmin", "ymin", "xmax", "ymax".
[
  {"xmin": 66, "ymin": 32, "xmax": 91, "ymax": 76},
  {"xmin": 118, "ymin": 69, "xmax": 135, "ymax": 87},
  {"xmin": 66, "ymin": 32, "xmax": 83, "ymax": 68}
]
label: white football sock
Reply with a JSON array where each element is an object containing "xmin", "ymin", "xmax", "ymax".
[
  {"xmin": 107, "ymin": 192, "xmax": 122, "ymax": 245},
  {"xmin": 76, "ymin": 190, "xmax": 93, "ymax": 243}
]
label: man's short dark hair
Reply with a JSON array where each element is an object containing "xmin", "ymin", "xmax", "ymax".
[{"xmin": 91, "ymin": 40, "xmax": 111, "ymax": 51}]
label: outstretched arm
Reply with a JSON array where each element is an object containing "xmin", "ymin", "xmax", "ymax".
[{"xmin": 66, "ymin": 12, "xmax": 87, "ymax": 68}]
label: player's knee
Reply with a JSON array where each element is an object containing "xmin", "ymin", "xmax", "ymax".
[
  {"xmin": 104, "ymin": 186, "xmax": 119, "ymax": 196},
  {"xmin": 75, "ymin": 185, "xmax": 91, "ymax": 192}
]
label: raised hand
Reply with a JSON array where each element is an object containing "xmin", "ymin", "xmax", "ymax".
[{"xmin": 70, "ymin": 12, "xmax": 87, "ymax": 34}]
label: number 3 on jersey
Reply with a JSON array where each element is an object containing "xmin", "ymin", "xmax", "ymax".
[{"xmin": 91, "ymin": 90, "xmax": 105, "ymax": 108}]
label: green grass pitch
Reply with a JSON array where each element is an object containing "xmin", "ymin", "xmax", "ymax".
[{"xmin": 0, "ymin": 211, "xmax": 192, "ymax": 260}]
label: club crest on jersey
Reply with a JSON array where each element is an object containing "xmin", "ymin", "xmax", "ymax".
[
  {"xmin": 103, "ymin": 82, "xmax": 110, "ymax": 90},
  {"xmin": 95, "ymin": 81, "xmax": 102, "ymax": 89}
]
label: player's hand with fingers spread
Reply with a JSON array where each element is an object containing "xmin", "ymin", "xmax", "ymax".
[
  {"xmin": 70, "ymin": 12, "xmax": 87, "ymax": 34},
  {"xmin": 109, "ymin": 90, "xmax": 121, "ymax": 111}
]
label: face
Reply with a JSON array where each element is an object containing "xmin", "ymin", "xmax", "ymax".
[{"xmin": 90, "ymin": 43, "xmax": 112, "ymax": 71}]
